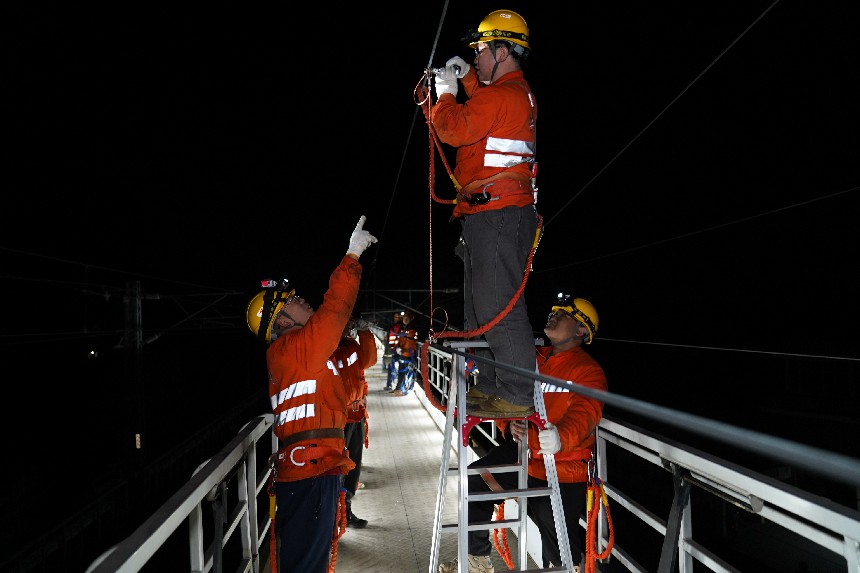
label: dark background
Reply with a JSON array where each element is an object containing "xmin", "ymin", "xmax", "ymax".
[{"xmin": 2, "ymin": 1, "xmax": 859, "ymax": 570}]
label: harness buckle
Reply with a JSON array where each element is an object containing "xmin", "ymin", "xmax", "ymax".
[
  {"xmin": 289, "ymin": 446, "xmax": 306, "ymax": 467},
  {"xmin": 467, "ymin": 182, "xmax": 495, "ymax": 206}
]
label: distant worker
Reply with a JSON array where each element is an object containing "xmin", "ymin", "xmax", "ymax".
[
  {"xmin": 337, "ymin": 317, "xmax": 378, "ymax": 528},
  {"xmin": 386, "ymin": 311, "xmax": 412, "ymax": 391},
  {"xmin": 440, "ymin": 294, "xmax": 607, "ymax": 573},
  {"xmin": 431, "ymin": 9, "xmax": 540, "ymax": 418},
  {"xmin": 382, "ymin": 311, "xmax": 404, "ymax": 375},
  {"xmin": 246, "ymin": 216, "xmax": 377, "ymax": 573},
  {"xmin": 390, "ymin": 324, "xmax": 420, "ymax": 396}
]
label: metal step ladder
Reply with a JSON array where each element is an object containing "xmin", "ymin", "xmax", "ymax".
[{"xmin": 429, "ymin": 341, "xmax": 575, "ymax": 573}]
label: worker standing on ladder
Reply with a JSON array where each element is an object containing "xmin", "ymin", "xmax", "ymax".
[
  {"xmin": 431, "ymin": 9, "xmax": 540, "ymax": 419},
  {"xmin": 439, "ymin": 294, "xmax": 607, "ymax": 573},
  {"xmin": 245, "ymin": 216, "xmax": 377, "ymax": 573}
]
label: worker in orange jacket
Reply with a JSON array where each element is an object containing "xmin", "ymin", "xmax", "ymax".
[
  {"xmin": 440, "ymin": 294, "xmax": 606, "ymax": 573},
  {"xmin": 337, "ymin": 318, "xmax": 378, "ymax": 528},
  {"xmin": 246, "ymin": 216, "xmax": 377, "ymax": 573},
  {"xmin": 383, "ymin": 311, "xmax": 404, "ymax": 376},
  {"xmin": 431, "ymin": 9, "xmax": 540, "ymax": 419},
  {"xmin": 390, "ymin": 326, "xmax": 420, "ymax": 396}
]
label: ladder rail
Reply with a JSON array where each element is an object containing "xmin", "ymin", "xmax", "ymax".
[
  {"xmin": 429, "ymin": 352, "xmax": 462, "ymax": 573},
  {"xmin": 534, "ymin": 381, "xmax": 576, "ymax": 570},
  {"xmin": 430, "ymin": 341, "xmax": 574, "ymax": 573}
]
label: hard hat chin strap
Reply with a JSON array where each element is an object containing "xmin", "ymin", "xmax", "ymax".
[
  {"xmin": 489, "ymin": 44, "xmax": 502, "ymax": 83},
  {"xmin": 258, "ymin": 290, "xmax": 276, "ymax": 343},
  {"xmin": 551, "ymin": 334, "xmax": 579, "ymax": 347}
]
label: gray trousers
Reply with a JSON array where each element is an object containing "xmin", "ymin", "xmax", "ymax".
[{"xmin": 459, "ymin": 205, "xmax": 539, "ymax": 407}]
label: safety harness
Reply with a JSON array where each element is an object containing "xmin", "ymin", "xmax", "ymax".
[{"xmin": 266, "ymin": 428, "xmax": 351, "ymax": 573}]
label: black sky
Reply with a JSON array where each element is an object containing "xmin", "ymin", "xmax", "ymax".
[{"xmin": 4, "ymin": 2, "xmax": 859, "ymax": 462}]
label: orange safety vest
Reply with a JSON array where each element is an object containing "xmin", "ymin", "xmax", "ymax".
[
  {"xmin": 338, "ymin": 329, "xmax": 377, "ymax": 423},
  {"xmin": 499, "ymin": 346, "xmax": 607, "ymax": 483},
  {"xmin": 266, "ymin": 256, "xmax": 362, "ymax": 482},
  {"xmin": 431, "ymin": 69, "xmax": 537, "ymax": 218}
]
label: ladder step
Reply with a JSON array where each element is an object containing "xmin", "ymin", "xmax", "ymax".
[
  {"xmin": 430, "ymin": 362, "xmax": 575, "ymax": 573},
  {"xmin": 448, "ymin": 462, "xmax": 528, "ymax": 475},
  {"xmin": 441, "ymin": 518, "xmax": 523, "ymax": 532},
  {"xmin": 468, "ymin": 487, "xmax": 553, "ymax": 502}
]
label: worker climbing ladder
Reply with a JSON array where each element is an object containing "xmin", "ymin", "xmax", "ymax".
[{"xmin": 429, "ymin": 341, "xmax": 576, "ymax": 573}]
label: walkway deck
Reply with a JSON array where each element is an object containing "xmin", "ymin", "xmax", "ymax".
[{"xmin": 265, "ymin": 358, "xmax": 538, "ymax": 573}]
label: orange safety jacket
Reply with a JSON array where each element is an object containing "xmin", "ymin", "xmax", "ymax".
[
  {"xmin": 266, "ymin": 256, "xmax": 362, "ymax": 482},
  {"xmin": 397, "ymin": 330, "xmax": 419, "ymax": 361},
  {"xmin": 338, "ymin": 329, "xmax": 377, "ymax": 423},
  {"xmin": 387, "ymin": 322, "xmax": 404, "ymax": 350},
  {"xmin": 431, "ymin": 68, "xmax": 537, "ymax": 219},
  {"xmin": 499, "ymin": 345, "xmax": 607, "ymax": 483}
]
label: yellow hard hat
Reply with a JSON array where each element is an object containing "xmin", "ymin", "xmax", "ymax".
[
  {"xmin": 247, "ymin": 280, "xmax": 295, "ymax": 343},
  {"xmin": 467, "ymin": 9, "xmax": 530, "ymax": 50},
  {"xmin": 551, "ymin": 293, "xmax": 599, "ymax": 344}
]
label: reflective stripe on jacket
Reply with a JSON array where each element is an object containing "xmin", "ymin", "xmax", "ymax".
[
  {"xmin": 387, "ymin": 323, "xmax": 404, "ymax": 349},
  {"xmin": 266, "ymin": 256, "xmax": 362, "ymax": 482}
]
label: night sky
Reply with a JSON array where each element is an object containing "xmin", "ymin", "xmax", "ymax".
[{"xmin": 2, "ymin": 0, "xmax": 859, "ymax": 542}]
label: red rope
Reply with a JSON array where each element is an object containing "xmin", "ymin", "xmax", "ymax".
[
  {"xmin": 328, "ymin": 489, "xmax": 348, "ymax": 572},
  {"xmin": 419, "ymin": 213, "xmax": 543, "ymax": 413},
  {"xmin": 491, "ymin": 503, "xmax": 515, "ymax": 570},
  {"xmin": 268, "ymin": 475, "xmax": 277, "ymax": 573},
  {"xmin": 584, "ymin": 478, "xmax": 614, "ymax": 573}
]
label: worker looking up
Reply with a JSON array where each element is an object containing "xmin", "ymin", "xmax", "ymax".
[{"xmin": 245, "ymin": 216, "xmax": 377, "ymax": 573}]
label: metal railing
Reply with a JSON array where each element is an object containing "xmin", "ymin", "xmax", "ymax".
[
  {"xmin": 421, "ymin": 341, "xmax": 860, "ymax": 572},
  {"xmin": 85, "ymin": 415, "xmax": 277, "ymax": 573},
  {"xmin": 82, "ymin": 340, "xmax": 860, "ymax": 573}
]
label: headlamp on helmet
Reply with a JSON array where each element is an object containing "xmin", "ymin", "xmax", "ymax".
[
  {"xmin": 550, "ymin": 292, "xmax": 599, "ymax": 344},
  {"xmin": 464, "ymin": 9, "xmax": 530, "ymax": 56}
]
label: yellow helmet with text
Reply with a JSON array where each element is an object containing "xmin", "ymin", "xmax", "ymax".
[
  {"xmin": 551, "ymin": 293, "xmax": 599, "ymax": 344},
  {"xmin": 246, "ymin": 279, "xmax": 295, "ymax": 344},
  {"xmin": 467, "ymin": 9, "xmax": 530, "ymax": 51}
]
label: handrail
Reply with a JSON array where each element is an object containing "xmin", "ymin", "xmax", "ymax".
[
  {"xmin": 86, "ymin": 414, "xmax": 277, "ymax": 573},
  {"xmin": 83, "ymin": 343, "xmax": 860, "ymax": 573},
  {"xmin": 420, "ymin": 341, "xmax": 860, "ymax": 572}
]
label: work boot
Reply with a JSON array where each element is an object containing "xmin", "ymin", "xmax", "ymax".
[
  {"xmin": 439, "ymin": 554, "xmax": 494, "ymax": 573},
  {"xmin": 468, "ymin": 395, "xmax": 534, "ymax": 419},
  {"xmin": 347, "ymin": 509, "xmax": 368, "ymax": 529},
  {"xmin": 463, "ymin": 385, "xmax": 490, "ymax": 407}
]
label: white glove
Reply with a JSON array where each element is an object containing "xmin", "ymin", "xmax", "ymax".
[
  {"xmin": 347, "ymin": 215, "xmax": 378, "ymax": 258},
  {"xmin": 446, "ymin": 56, "xmax": 470, "ymax": 78},
  {"xmin": 538, "ymin": 422, "xmax": 561, "ymax": 455},
  {"xmin": 509, "ymin": 419, "xmax": 527, "ymax": 443},
  {"xmin": 434, "ymin": 73, "xmax": 458, "ymax": 98},
  {"xmin": 353, "ymin": 318, "xmax": 375, "ymax": 331}
]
